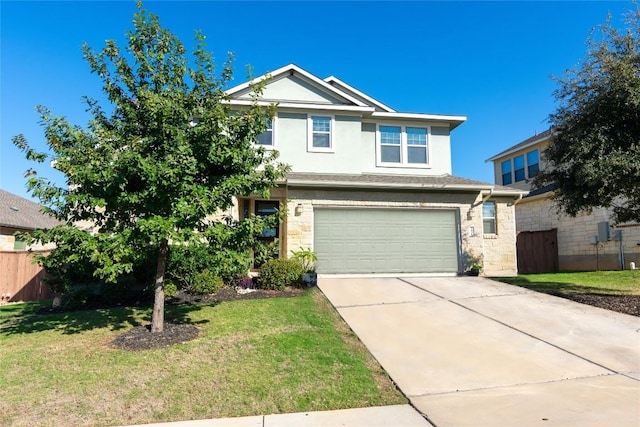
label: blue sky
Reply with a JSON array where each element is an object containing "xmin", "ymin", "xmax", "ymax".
[{"xmin": 0, "ymin": 1, "xmax": 634, "ymax": 201}]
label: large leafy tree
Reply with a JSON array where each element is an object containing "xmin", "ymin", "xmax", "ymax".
[
  {"xmin": 534, "ymin": 7, "xmax": 640, "ymax": 224},
  {"xmin": 12, "ymin": 3, "xmax": 288, "ymax": 332}
]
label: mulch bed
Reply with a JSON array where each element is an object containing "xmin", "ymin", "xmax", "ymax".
[
  {"xmin": 109, "ymin": 286, "xmax": 305, "ymax": 351},
  {"xmin": 556, "ymin": 293, "xmax": 640, "ymax": 317}
]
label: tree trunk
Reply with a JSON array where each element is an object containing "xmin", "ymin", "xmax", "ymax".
[{"xmin": 151, "ymin": 238, "xmax": 169, "ymax": 333}]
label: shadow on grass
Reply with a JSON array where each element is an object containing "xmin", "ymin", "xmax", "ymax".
[
  {"xmin": 0, "ymin": 301, "xmax": 212, "ymax": 337},
  {"xmin": 494, "ymin": 277, "xmax": 626, "ymax": 296}
]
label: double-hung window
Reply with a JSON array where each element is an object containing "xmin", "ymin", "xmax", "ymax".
[
  {"xmin": 308, "ymin": 115, "xmax": 334, "ymax": 152},
  {"xmin": 380, "ymin": 126, "xmax": 401, "ymax": 163},
  {"xmin": 501, "ymin": 160, "xmax": 512, "ymax": 185},
  {"xmin": 377, "ymin": 124, "xmax": 429, "ymax": 167},
  {"xmin": 482, "ymin": 201, "xmax": 496, "ymax": 234},
  {"xmin": 256, "ymin": 118, "xmax": 274, "ymax": 147},
  {"xmin": 527, "ymin": 149, "xmax": 539, "ymax": 178},
  {"xmin": 406, "ymin": 127, "xmax": 428, "ymax": 164},
  {"xmin": 514, "ymin": 155, "xmax": 525, "ymax": 182}
]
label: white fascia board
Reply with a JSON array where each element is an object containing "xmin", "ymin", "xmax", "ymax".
[
  {"xmin": 324, "ymin": 76, "xmax": 396, "ymax": 113},
  {"xmin": 284, "ymin": 179, "xmax": 491, "ymax": 191},
  {"xmin": 227, "ymin": 99, "xmax": 375, "ymax": 113},
  {"xmin": 371, "ymin": 112, "xmax": 467, "ymax": 129},
  {"xmin": 485, "ymin": 137, "xmax": 551, "ymax": 162},
  {"xmin": 225, "ymin": 64, "xmax": 369, "ymax": 108}
]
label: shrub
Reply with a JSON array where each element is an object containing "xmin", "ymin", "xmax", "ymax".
[
  {"xmin": 191, "ymin": 270, "xmax": 224, "ymax": 295},
  {"xmin": 290, "ymin": 247, "xmax": 318, "ymax": 273},
  {"xmin": 257, "ymin": 258, "xmax": 304, "ymax": 290},
  {"xmin": 167, "ymin": 243, "xmax": 251, "ymax": 291},
  {"xmin": 60, "ymin": 287, "xmax": 97, "ymax": 311},
  {"xmin": 164, "ymin": 281, "xmax": 179, "ymax": 299}
]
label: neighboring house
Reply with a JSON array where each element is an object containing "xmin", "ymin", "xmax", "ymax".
[
  {"xmin": 226, "ymin": 64, "xmax": 524, "ymax": 276},
  {"xmin": 0, "ymin": 189, "xmax": 61, "ymax": 251},
  {"xmin": 0, "ymin": 189, "xmax": 61, "ymax": 302},
  {"xmin": 487, "ymin": 130, "xmax": 640, "ymax": 272}
]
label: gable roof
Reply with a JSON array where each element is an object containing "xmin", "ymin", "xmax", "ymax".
[
  {"xmin": 323, "ymin": 75, "xmax": 396, "ymax": 112},
  {"xmin": 225, "ymin": 64, "xmax": 467, "ymax": 129},
  {"xmin": 0, "ymin": 189, "xmax": 62, "ymax": 230},
  {"xmin": 225, "ymin": 63, "xmax": 372, "ymax": 111},
  {"xmin": 486, "ymin": 128, "xmax": 554, "ymax": 162}
]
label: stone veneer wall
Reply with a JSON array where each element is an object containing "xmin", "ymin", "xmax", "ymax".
[
  {"xmin": 285, "ymin": 188, "xmax": 518, "ymax": 276},
  {"xmin": 480, "ymin": 196, "xmax": 518, "ymax": 276},
  {"xmin": 516, "ymin": 196, "xmax": 640, "ymax": 271}
]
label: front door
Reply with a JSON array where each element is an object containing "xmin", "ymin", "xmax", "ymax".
[{"xmin": 255, "ymin": 200, "xmax": 280, "ymax": 259}]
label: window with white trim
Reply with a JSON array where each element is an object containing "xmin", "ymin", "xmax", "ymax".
[
  {"xmin": 482, "ymin": 201, "xmax": 496, "ymax": 234},
  {"xmin": 527, "ymin": 149, "xmax": 539, "ymax": 178},
  {"xmin": 256, "ymin": 118, "xmax": 274, "ymax": 147},
  {"xmin": 308, "ymin": 115, "xmax": 334, "ymax": 152},
  {"xmin": 500, "ymin": 148, "xmax": 540, "ymax": 185},
  {"xmin": 501, "ymin": 160, "xmax": 512, "ymax": 185},
  {"xmin": 377, "ymin": 124, "xmax": 430, "ymax": 167}
]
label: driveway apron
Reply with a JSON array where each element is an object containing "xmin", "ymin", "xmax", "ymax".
[{"xmin": 319, "ymin": 276, "xmax": 640, "ymax": 427}]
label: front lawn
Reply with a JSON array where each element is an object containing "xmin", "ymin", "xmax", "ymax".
[
  {"xmin": 494, "ymin": 270, "xmax": 640, "ymax": 295},
  {"xmin": 0, "ymin": 289, "xmax": 405, "ymax": 427}
]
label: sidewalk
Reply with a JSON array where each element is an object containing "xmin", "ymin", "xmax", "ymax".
[{"xmin": 120, "ymin": 404, "xmax": 432, "ymax": 427}]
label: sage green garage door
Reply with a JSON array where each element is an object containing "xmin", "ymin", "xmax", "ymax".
[{"xmin": 314, "ymin": 208, "xmax": 459, "ymax": 274}]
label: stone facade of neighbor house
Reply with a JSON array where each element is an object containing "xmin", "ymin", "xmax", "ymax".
[
  {"xmin": 227, "ymin": 64, "xmax": 524, "ymax": 276},
  {"xmin": 487, "ymin": 130, "xmax": 640, "ymax": 272},
  {"xmin": 0, "ymin": 189, "xmax": 61, "ymax": 251}
]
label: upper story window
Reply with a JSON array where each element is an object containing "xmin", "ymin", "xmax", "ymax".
[
  {"xmin": 527, "ymin": 149, "xmax": 539, "ymax": 178},
  {"xmin": 377, "ymin": 124, "xmax": 430, "ymax": 167},
  {"xmin": 514, "ymin": 155, "xmax": 525, "ymax": 182},
  {"xmin": 308, "ymin": 115, "xmax": 334, "ymax": 152},
  {"xmin": 482, "ymin": 201, "xmax": 496, "ymax": 234},
  {"xmin": 501, "ymin": 160, "xmax": 512, "ymax": 185},
  {"xmin": 256, "ymin": 118, "xmax": 274, "ymax": 147},
  {"xmin": 380, "ymin": 126, "xmax": 401, "ymax": 162},
  {"xmin": 500, "ymin": 148, "xmax": 540, "ymax": 185}
]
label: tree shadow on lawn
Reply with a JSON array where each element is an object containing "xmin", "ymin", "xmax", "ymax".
[
  {"xmin": 0, "ymin": 302, "xmax": 212, "ymax": 337},
  {"xmin": 496, "ymin": 277, "xmax": 630, "ymax": 296}
]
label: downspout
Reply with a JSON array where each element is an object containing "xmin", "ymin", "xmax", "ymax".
[{"xmin": 481, "ymin": 188, "xmax": 494, "ymax": 205}]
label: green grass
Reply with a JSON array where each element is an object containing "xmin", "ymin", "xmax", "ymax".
[
  {"xmin": 0, "ymin": 289, "xmax": 405, "ymax": 427},
  {"xmin": 494, "ymin": 270, "xmax": 640, "ymax": 296}
]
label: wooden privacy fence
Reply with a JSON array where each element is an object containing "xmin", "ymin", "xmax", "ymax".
[
  {"xmin": 0, "ymin": 251, "xmax": 54, "ymax": 302},
  {"xmin": 517, "ymin": 229, "xmax": 559, "ymax": 274}
]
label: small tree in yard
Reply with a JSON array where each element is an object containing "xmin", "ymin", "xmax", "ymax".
[
  {"xmin": 534, "ymin": 7, "xmax": 640, "ymax": 224},
  {"xmin": 12, "ymin": 2, "xmax": 288, "ymax": 332}
]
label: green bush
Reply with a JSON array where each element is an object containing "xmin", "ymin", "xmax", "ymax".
[
  {"xmin": 257, "ymin": 258, "xmax": 304, "ymax": 290},
  {"xmin": 167, "ymin": 243, "xmax": 251, "ymax": 291},
  {"xmin": 191, "ymin": 270, "xmax": 224, "ymax": 295},
  {"xmin": 164, "ymin": 281, "xmax": 179, "ymax": 300},
  {"xmin": 60, "ymin": 287, "xmax": 96, "ymax": 311}
]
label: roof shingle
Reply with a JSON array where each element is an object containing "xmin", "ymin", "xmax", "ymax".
[{"xmin": 0, "ymin": 189, "xmax": 63, "ymax": 230}]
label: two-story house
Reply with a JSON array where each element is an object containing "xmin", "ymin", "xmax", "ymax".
[
  {"xmin": 227, "ymin": 64, "xmax": 524, "ymax": 276},
  {"xmin": 487, "ymin": 129, "xmax": 640, "ymax": 272}
]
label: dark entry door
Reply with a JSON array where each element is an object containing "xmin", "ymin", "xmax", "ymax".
[{"xmin": 517, "ymin": 229, "xmax": 559, "ymax": 273}]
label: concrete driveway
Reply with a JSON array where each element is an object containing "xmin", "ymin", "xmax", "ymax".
[{"xmin": 319, "ymin": 276, "xmax": 640, "ymax": 427}]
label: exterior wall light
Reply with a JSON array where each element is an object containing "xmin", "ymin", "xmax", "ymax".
[
  {"xmin": 295, "ymin": 203, "xmax": 304, "ymax": 216},
  {"xmin": 188, "ymin": 115, "xmax": 200, "ymax": 127}
]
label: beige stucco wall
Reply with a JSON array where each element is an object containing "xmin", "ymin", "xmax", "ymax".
[
  {"xmin": 284, "ymin": 189, "xmax": 518, "ymax": 276},
  {"xmin": 491, "ymin": 140, "xmax": 550, "ymax": 191},
  {"xmin": 516, "ymin": 196, "xmax": 640, "ymax": 270}
]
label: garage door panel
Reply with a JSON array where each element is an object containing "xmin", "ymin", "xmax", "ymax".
[{"xmin": 314, "ymin": 208, "xmax": 459, "ymax": 274}]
